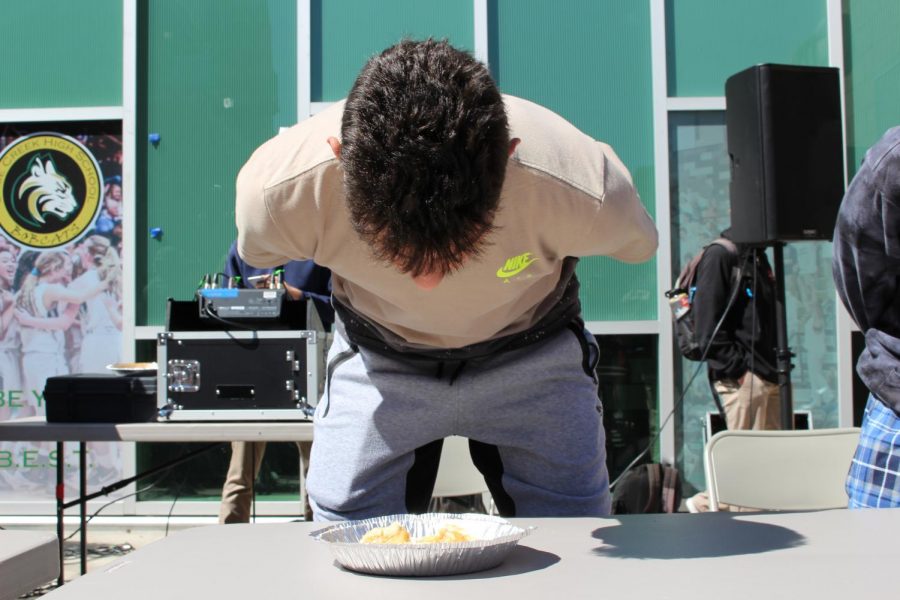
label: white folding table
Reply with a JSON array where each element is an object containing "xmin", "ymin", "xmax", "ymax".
[
  {"xmin": 0, "ymin": 417, "xmax": 313, "ymax": 586},
  {"xmin": 37, "ymin": 509, "xmax": 899, "ymax": 599},
  {"xmin": 0, "ymin": 529, "xmax": 59, "ymax": 600}
]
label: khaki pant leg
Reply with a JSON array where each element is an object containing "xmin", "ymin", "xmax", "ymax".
[
  {"xmin": 759, "ymin": 375, "xmax": 782, "ymax": 430},
  {"xmin": 717, "ymin": 372, "xmax": 783, "ymax": 432},
  {"xmin": 716, "ymin": 376, "xmax": 753, "ymax": 431},
  {"xmin": 219, "ymin": 441, "xmax": 267, "ymax": 524},
  {"xmin": 744, "ymin": 371, "xmax": 775, "ymax": 430},
  {"xmin": 297, "ymin": 441, "xmax": 313, "ymax": 520}
]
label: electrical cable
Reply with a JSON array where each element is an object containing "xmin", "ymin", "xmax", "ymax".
[
  {"xmin": 200, "ymin": 302, "xmax": 256, "ymax": 331},
  {"xmin": 62, "ymin": 472, "xmax": 171, "ymax": 542},
  {"xmin": 199, "ymin": 303, "xmax": 262, "ymax": 350},
  {"xmin": 748, "ymin": 248, "xmax": 759, "ymax": 410},
  {"xmin": 61, "ymin": 442, "xmax": 224, "ymax": 541},
  {"xmin": 164, "ymin": 478, "xmax": 183, "ymax": 538},
  {"xmin": 609, "ymin": 249, "xmax": 753, "ymax": 491},
  {"xmin": 195, "ymin": 273, "xmax": 258, "ymax": 332}
]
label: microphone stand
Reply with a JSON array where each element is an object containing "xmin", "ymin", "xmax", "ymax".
[{"xmin": 770, "ymin": 242, "xmax": 795, "ymax": 429}]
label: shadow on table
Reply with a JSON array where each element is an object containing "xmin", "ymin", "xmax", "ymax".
[
  {"xmin": 366, "ymin": 545, "xmax": 561, "ymax": 581},
  {"xmin": 592, "ymin": 513, "xmax": 805, "ymax": 559}
]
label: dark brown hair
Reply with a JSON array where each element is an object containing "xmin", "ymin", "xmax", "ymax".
[{"xmin": 340, "ymin": 39, "xmax": 510, "ymax": 276}]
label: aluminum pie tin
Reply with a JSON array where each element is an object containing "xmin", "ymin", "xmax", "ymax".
[{"xmin": 311, "ymin": 513, "xmax": 529, "ymax": 576}]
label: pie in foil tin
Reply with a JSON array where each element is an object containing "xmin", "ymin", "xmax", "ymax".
[{"xmin": 310, "ymin": 513, "xmax": 529, "ymax": 576}]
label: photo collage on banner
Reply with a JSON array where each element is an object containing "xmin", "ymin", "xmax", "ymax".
[{"xmin": 0, "ymin": 121, "xmax": 124, "ymax": 500}]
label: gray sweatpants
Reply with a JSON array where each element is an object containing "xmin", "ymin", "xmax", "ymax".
[{"xmin": 307, "ymin": 323, "xmax": 611, "ymax": 521}]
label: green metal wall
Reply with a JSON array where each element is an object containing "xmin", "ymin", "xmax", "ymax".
[
  {"xmin": 313, "ymin": 0, "xmax": 474, "ymax": 101},
  {"xmin": 665, "ymin": 0, "xmax": 828, "ymax": 97},
  {"xmin": 5, "ymin": 0, "xmax": 897, "ymax": 502},
  {"xmin": 843, "ymin": 0, "xmax": 900, "ymax": 171},
  {"xmin": 140, "ymin": 0, "xmax": 657, "ymax": 324},
  {"xmin": 138, "ymin": 0, "xmax": 297, "ymax": 324},
  {"xmin": 492, "ymin": 0, "xmax": 657, "ymax": 321},
  {"xmin": 138, "ymin": 0, "xmax": 473, "ymax": 324},
  {"xmin": 0, "ymin": 1, "xmax": 122, "ymax": 108}
]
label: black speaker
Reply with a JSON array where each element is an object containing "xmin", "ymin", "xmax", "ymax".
[{"xmin": 725, "ymin": 64, "xmax": 844, "ymax": 243}]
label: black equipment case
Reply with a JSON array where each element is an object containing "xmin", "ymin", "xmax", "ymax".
[
  {"xmin": 156, "ymin": 299, "xmax": 324, "ymax": 421},
  {"xmin": 45, "ymin": 373, "xmax": 158, "ymax": 423}
]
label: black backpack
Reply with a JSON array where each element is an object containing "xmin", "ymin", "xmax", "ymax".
[
  {"xmin": 611, "ymin": 463, "xmax": 682, "ymax": 514},
  {"xmin": 665, "ymin": 238, "xmax": 739, "ymax": 361}
]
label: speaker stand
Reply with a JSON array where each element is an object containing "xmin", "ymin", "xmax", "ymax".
[{"xmin": 771, "ymin": 242, "xmax": 795, "ymax": 429}]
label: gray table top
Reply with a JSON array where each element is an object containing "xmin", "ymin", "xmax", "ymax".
[
  {"xmin": 40, "ymin": 509, "xmax": 898, "ymax": 599},
  {"xmin": 0, "ymin": 416, "xmax": 313, "ymax": 443}
]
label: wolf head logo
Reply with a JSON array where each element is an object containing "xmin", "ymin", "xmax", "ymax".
[{"xmin": 17, "ymin": 155, "xmax": 79, "ymax": 224}]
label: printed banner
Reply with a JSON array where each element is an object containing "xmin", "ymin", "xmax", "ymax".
[{"xmin": 0, "ymin": 121, "xmax": 124, "ymax": 501}]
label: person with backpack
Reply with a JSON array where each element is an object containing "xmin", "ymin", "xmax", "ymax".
[{"xmin": 684, "ymin": 230, "xmax": 780, "ymax": 513}]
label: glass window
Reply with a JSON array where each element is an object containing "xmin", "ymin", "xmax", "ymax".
[
  {"xmin": 136, "ymin": 443, "xmax": 301, "ymax": 507},
  {"xmin": 596, "ymin": 335, "xmax": 658, "ymax": 483},
  {"xmin": 669, "ymin": 112, "xmax": 731, "ymax": 273},
  {"xmin": 669, "ymin": 111, "xmax": 839, "ymax": 494},
  {"xmin": 668, "ymin": 112, "xmax": 731, "ymax": 492}
]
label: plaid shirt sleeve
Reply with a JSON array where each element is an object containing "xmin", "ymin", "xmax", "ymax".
[{"xmin": 846, "ymin": 395, "xmax": 900, "ymax": 508}]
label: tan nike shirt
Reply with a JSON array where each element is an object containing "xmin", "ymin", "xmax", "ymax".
[{"xmin": 236, "ymin": 95, "xmax": 658, "ymax": 349}]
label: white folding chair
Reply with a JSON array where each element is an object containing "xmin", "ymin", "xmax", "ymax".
[
  {"xmin": 432, "ymin": 436, "xmax": 493, "ymax": 512},
  {"xmin": 704, "ymin": 427, "xmax": 861, "ymax": 511}
]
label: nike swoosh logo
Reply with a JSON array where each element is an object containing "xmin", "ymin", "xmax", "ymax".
[{"xmin": 496, "ymin": 257, "xmax": 538, "ymax": 278}]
